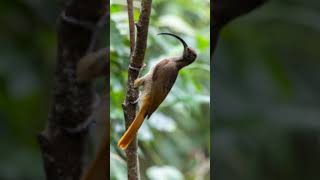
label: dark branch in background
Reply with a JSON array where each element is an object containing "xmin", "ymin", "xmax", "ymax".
[
  {"xmin": 78, "ymin": 47, "xmax": 109, "ymax": 180},
  {"xmin": 38, "ymin": 0, "xmax": 107, "ymax": 180},
  {"xmin": 127, "ymin": 0, "xmax": 136, "ymax": 53},
  {"xmin": 211, "ymin": 29, "xmax": 219, "ymax": 61},
  {"xmin": 212, "ymin": 0, "xmax": 269, "ymax": 58},
  {"xmin": 122, "ymin": 0, "xmax": 152, "ymax": 180},
  {"xmin": 77, "ymin": 48, "xmax": 109, "ymax": 81}
]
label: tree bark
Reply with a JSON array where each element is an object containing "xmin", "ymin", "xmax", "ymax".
[
  {"xmin": 38, "ymin": 0, "xmax": 107, "ymax": 180},
  {"xmin": 122, "ymin": 0, "xmax": 152, "ymax": 180}
]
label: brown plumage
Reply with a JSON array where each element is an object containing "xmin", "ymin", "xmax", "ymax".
[{"xmin": 118, "ymin": 33, "xmax": 197, "ymax": 149}]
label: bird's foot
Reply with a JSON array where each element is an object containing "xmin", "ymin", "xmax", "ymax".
[{"xmin": 129, "ymin": 95, "xmax": 140, "ymax": 104}]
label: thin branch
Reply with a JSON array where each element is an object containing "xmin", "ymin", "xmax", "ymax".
[
  {"xmin": 122, "ymin": 0, "xmax": 152, "ymax": 180},
  {"xmin": 130, "ymin": 0, "xmax": 152, "ymax": 68},
  {"xmin": 127, "ymin": 0, "xmax": 136, "ymax": 53}
]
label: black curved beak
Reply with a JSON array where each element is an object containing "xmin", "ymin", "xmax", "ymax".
[{"xmin": 157, "ymin": 32, "xmax": 188, "ymax": 49}]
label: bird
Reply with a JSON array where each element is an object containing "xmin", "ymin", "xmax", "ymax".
[{"xmin": 118, "ymin": 32, "xmax": 197, "ymax": 150}]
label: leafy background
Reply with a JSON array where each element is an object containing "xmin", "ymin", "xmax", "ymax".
[
  {"xmin": 213, "ymin": 0, "xmax": 320, "ymax": 180},
  {"xmin": 110, "ymin": 0, "xmax": 210, "ymax": 179}
]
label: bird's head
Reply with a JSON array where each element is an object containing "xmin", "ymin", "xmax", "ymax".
[{"xmin": 158, "ymin": 32, "xmax": 197, "ymax": 65}]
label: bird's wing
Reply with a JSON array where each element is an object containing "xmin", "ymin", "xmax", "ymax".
[{"xmin": 146, "ymin": 60, "xmax": 178, "ymax": 118}]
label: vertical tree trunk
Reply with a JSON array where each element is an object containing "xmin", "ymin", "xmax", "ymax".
[{"xmin": 38, "ymin": 1, "xmax": 107, "ymax": 180}]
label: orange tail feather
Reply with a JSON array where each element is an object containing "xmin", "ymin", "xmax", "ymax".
[{"xmin": 118, "ymin": 106, "xmax": 148, "ymax": 150}]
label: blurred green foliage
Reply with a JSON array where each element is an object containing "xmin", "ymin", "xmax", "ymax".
[
  {"xmin": 213, "ymin": 0, "xmax": 320, "ymax": 180},
  {"xmin": 0, "ymin": 0, "xmax": 61, "ymax": 179},
  {"xmin": 110, "ymin": 0, "xmax": 210, "ymax": 179}
]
